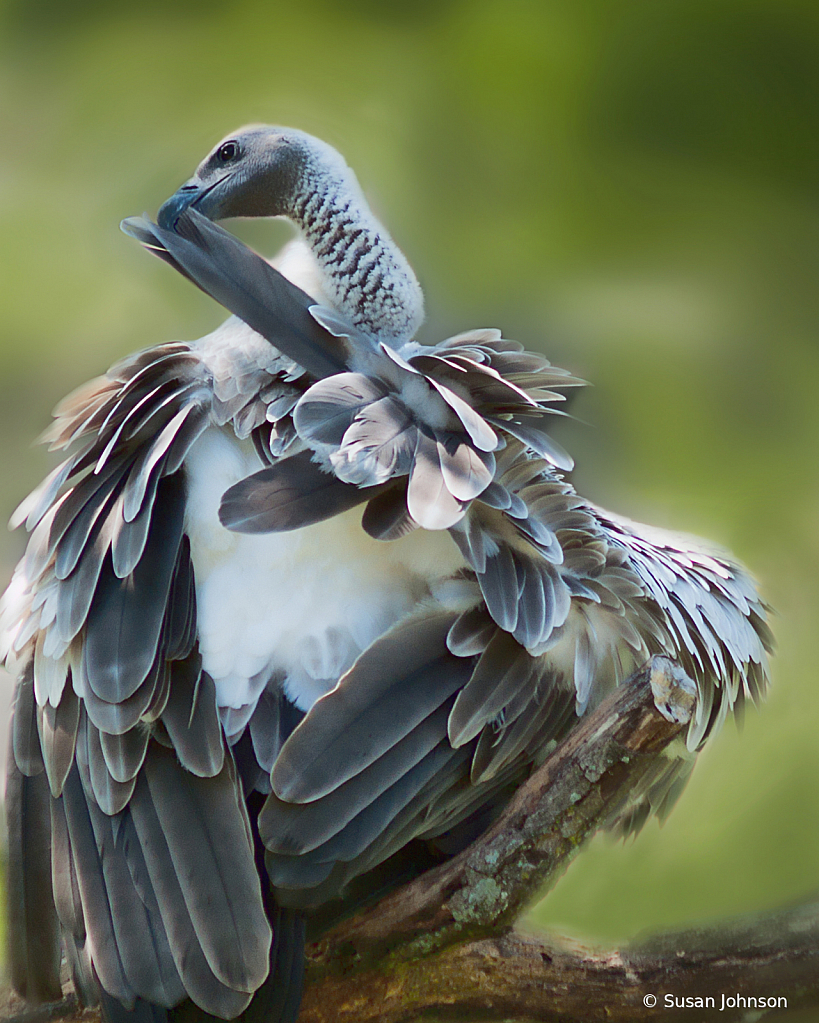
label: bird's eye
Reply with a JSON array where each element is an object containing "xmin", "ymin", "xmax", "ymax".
[{"xmin": 217, "ymin": 141, "xmax": 239, "ymax": 162}]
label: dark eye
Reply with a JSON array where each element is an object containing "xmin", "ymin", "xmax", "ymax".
[{"xmin": 217, "ymin": 141, "xmax": 239, "ymax": 162}]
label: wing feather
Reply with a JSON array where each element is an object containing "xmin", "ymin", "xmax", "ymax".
[
  {"xmin": 83, "ymin": 473, "xmax": 185, "ymax": 704},
  {"xmin": 271, "ymin": 610, "xmax": 469, "ymax": 803},
  {"xmin": 448, "ymin": 631, "xmax": 535, "ymax": 747},
  {"xmin": 61, "ymin": 766, "xmax": 136, "ymax": 1004},
  {"xmin": 360, "ymin": 482, "xmax": 418, "ymax": 541},
  {"xmin": 219, "ymin": 450, "xmax": 383, "ymax": 534},
  {"xmin": 160, "ymin": 662, "xmax": 225, "ymax": 778},
  {"xmin": 122, "ymin": 212, "xmax": 348, "ymax": 379},
  {"xmin": 140, "ymin": 745, "xmax": 270, "ymax": 993},
  {"xmin": 12, "ymin": 662, "xmax": 45, "ymax": 777},
  {"xmin": 37, "ymin": 684, "xmax": 80, "ymax": 797},
  {"xmin": 100, "ymin": 726, "xmax": 150, "ymax": 785},
  {"xmin": 259, "ymin": 701, "xmax": 452, "ymax": 855}
]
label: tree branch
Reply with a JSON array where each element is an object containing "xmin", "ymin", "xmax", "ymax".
[{"xmin": 297, "ymin": 901, "xmax": 819, "ymax": 1022}]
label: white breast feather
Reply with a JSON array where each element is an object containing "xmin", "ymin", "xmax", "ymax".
[{"xmin": 184, "ymin": 427, "xmax": 466, "ymax": 720}]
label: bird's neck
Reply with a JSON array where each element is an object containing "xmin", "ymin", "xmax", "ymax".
[{"xmin": 288, "ymin": 161, "xmax": 424, "ymax": 345}]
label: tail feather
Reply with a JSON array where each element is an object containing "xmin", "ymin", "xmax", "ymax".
[
  {"xmin": 241, "ymin": 907, "xmax": 306, "ymax": 1023},
  {"xmin": 5, "ymin": 743, "xmax": 62, "ymax": 1003}
]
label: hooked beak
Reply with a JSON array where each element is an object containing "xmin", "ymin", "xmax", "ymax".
[{"xmin": 158, "ymin": 176, "xmax": 228, "ymax": 230}]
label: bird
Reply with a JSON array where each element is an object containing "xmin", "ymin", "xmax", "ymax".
[{"xmin": 2, "ymin": 125, "xmax": 773, "ymax": 1023}]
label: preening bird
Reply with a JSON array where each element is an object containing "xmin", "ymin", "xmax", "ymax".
[{"xmin": 2, "ymin": 126, "xmax": 773, "ymax": 1023}]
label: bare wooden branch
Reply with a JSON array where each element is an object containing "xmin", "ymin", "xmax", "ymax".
[{"xmin": 297, "ymin": 901, "xmax": 819, "ymax": 1023}]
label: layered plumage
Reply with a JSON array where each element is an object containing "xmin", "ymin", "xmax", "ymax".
[{"xmin": 2, "ymin": 126, "xmax": 773, "ymax": 1023}]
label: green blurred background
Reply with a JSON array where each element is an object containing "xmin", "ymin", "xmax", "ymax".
[{"xmin": 1, "ymin": 0, "xmax": 818, "ymax": 960}]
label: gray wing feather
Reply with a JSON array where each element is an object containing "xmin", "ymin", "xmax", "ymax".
[
  {"xmin": 470, "ymin": 682, "xmax": 577, "ymax": 784},
  {"xmin": 49, "ymin": 795, "xmax": 85, "ymax": 940},
  {"xmin": 81, "ymin": 714, "xmax": 136, "ymax": 816},
  {"xmin": 122, "ymin": 405, "xmax": 194, "ymax": 523},
  {"xmin": 10, "ymin": 455, "xmax": 82, "ymax": 532},
  {"xmin": 264, "ymin": 744, "xmax": 465, "ymax": 894},
  {"xmin": 476, "ymin": 481, "xmax": 513, "ymax": 511},
  {"xmin": 328, "ymin": 395, "xmax": 416, "ymax": 486},
  {"xmin": 485, "ymin": 414, "xmax": 574, "ymax": 471},
  {"xmin": 247, "ymin": 687, "xmax": 284, "ymax": 778},
  {"xmin": 52, "ymin": 462, "xmax": 127, "ymax": 581},
  {"xmin": 12, "ymin": 663, "xmax": 45, "ymax": 777},
  {"xmin": 67, "ymin": 766, "xmax": 185, "ymax": 1007},
  {"xmin": 55, "ymin": 511, "xmax": 118, "ymax": 644},
  {"xmin": 140, "ymin": 744, "xmax": 270, "ymax": 993},
  {"xmin": 446, "ymin": 605, "xmax": 497, "ymax": 657},
  {"xmin": 83, "ymin": 473, "xmax": 185, "ymax": 704},
  {"xmin": 79, "ymin": 641, "xmax": 168, "ymax": 736},
  {"xmin": 427, "ymin": 378, "xmax": 498, "ymax": 451},
  {"xmin": 126, "ymin": 773, "xmax": 255, "ymax": 1018},
  {"xmin": 164, "ymin": 536, "xmax": 198, "ymax": 663},
  {"xmin": 61, "ymin": 766, "xmax": 136, "ymax": 1004},
  {"xmin": 573, "ymin": 623, "xmax": 595, "ymax": 710},
  {"xmin": 271, "ymin": 610, "xmax": 468, "ymax": 803},
  {"xmin": 513, "ymin": 561, "xmax": 552, "ymax": 650},
  {"xmin": 476, "ymin": 543, "xmax": 519, "ymax": 633},
  {"xmin": 219, "ymin": 450, "xmax": 383, "ymax": 534},
  {"xmin": 292, "ymin": 372, "xmax": 386, "ymax": 446},
  {"xmin": 438, "ymin": 440, "xmax": 495, "ymax": 502},
  {"xmin": 271, "ymin": 744, "xmax": 462, "ymax": 874},
  {"xmin": 100, "ymin": 726, "xmax": 150, "ymax": 785},
  {"xmin": 264, "ymin": 853, "xmax": 336, "ymax": 893},
  {"xmin": 22, "ymin": 496, "xmax": 71, "ymax": 590},
  {"xmin": 37, "ymin": 684, "xmax": 80, "ymax": 797},
  {"xmin": 360, "ymin": 483, "xmax": 418, "ymax": 541},
  {"xmin": 448, "ymin": 630, "xmax": 535, "ymax": 747},
  {"xmin": 160, "ymin": 662, "xmax": 225, "ymax": 778},
  {"xmin": 259, "ymin": 701, "xmax": 452, "ymax": 856},
  {"xmin": 122, "ymin": 212, "xmax": 348, "ymax": 380},
  {"xmin": 110, "ymin": 483, "xmax": 163, "ymax": 581},
  {"xmin": 611, "ymin": 758, "xmax": 696, "ymax": 839}
]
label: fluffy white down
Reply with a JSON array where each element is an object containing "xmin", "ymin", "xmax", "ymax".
[{"xmin": 183, "ymin": 427, "xmax": 466, "ymax": 726}]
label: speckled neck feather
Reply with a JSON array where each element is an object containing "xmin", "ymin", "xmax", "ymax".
[{"xmin": 288, "ymin": 149, "xmax": 424, "ymax": 345}]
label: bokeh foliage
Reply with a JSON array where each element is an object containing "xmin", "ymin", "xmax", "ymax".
[{"xmin": 0, "ymin": 0, "xmax": 817, "ymax": 948}]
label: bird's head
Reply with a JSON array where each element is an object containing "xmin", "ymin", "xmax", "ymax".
[
  {"xmin": 153, "ymin": 124, "xmax": 423, "ymax": 345},
  {"xmin": 158, "ymin": 125, "xmax": 321, "ymax": 229}
]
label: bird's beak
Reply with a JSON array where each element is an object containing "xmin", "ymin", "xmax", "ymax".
[{"xmin": 158, "ymin": 176, "xmax": 228, "ymax": 230}]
